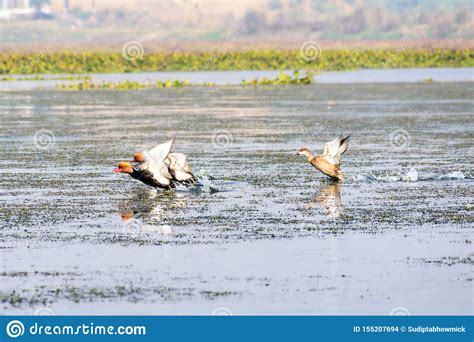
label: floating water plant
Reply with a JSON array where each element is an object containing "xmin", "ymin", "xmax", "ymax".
[
  {"xmin": 156, "ymin": 79, "xmax": 191, "ymax": 88},
  {"xmin": 242, "ymin": 70, "xmax": 313, "ymax": 85},
  {"xmin": 56, "ymin": 80, "xmax": 150, "ymax": 90},
  {"xmin": 55, "ymin": 79, "xmax": 212, "ymax": 90},
  {"xmin": 1, "ymin": 75, "xmax": 91, "ymax": 81}
]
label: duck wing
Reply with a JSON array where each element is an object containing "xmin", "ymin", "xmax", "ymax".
[
  {"xmin": 322, "ymin": 134, "xmax": 350, "ymax": 165},
  {"xmin": 338, "ymin": 134, "xmax": 350, "ymax": 156},
  {"xmin": 138, "ymin": 138, "xmax": 175, "ymax": 186},
  {"xmin": 165, "ymin": 152, "xmax": 196, "ymax": 183},
  {"xmin": 147, "ymin": 138, "xmax": 175, "ymax": 164}
]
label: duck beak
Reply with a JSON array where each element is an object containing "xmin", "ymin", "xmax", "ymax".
[{"xmin": 113, "ymin": 168, "xmax": 120, "ymax": 173}]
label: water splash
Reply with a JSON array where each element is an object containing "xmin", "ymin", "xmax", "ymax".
[
  {"xmin": 403, "ymin": 168, "xmax": 419, "ymax": 182},
  {"xmin": 195, "ymin": 177, "xmax": 220, "ymax": 193},
  {"xmin": 194, "ymin": 169, "xmax": 216, "ymax": 180},
  {"xmin": 352, "ymin": 168, "xmax": 469, "ymax": 183},
  {"xmin": 173, "ymin": 169, "xmax": 220, "ymax": 193},
  {"xmin": 437, "ymin": 171, "xmax": 466, "ymax": 180}
]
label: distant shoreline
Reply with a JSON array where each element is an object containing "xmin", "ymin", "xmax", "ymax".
[{"xmin": 0, "ymin": 49, "xmax": 472, "ymax": 75}]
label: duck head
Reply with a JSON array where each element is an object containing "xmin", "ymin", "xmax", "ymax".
[
  {"xmin": 113, "ymin": 162, "xmax": 133, "ymax": 174},
  {"xmin": 129, "ymin": 152, "xmax": 145, "ymax": 163},
  {"xmin": 296, "ymin": 147, "xmax": 312, "ymax": 158}
]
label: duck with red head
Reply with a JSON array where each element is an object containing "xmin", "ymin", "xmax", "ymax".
[
  {"xmin": 113, "ymin": 161, "xmax": 133, "ymax": 174},
  {"xmin": 129, "ymin": 139, "xmax": 197, "ymax": 185},
  {"xmin": 113, "ymin": 161, "xmax": 173, "ymax": 190},
  {"xmin": 130, "ymin": 152, "xmax": 145, "ymax": 163}
]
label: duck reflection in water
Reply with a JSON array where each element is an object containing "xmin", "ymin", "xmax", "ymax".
[
  {"xmin": 306, "ymin": 181, "xmax": 344, "ymax": 218},
  {"xmin": 117, "ymin": 189, "xmax": 188, "ymax": 236},
  {"xmin": 120, "ymin": 210, "xmax": 135, "ymax": 223}
]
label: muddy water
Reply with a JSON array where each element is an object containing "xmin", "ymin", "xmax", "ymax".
[{"xmin": 1, "ymin": 82, "xmax": 472, "ymax": 315}]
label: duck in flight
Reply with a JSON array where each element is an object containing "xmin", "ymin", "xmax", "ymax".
[
  {"xmin": 296, "ymin": 134, "xmax": 350, "ymax": 181},
  {"xmin": 113, "ymin": 138, "xmax": 196, "ymax": 190},
  {"xmin": 130, "ymin": 138, "xmax": 196, "ymax": 185}
]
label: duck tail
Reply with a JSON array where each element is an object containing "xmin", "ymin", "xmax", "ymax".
[{"xmin": 335, "ymin": 169, "xmax": 345, "ymax": 181}]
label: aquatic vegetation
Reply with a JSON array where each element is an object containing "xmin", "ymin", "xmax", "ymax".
[
  {"xmin": 56, "ymin": 72, "xmax": 312, "ymax": 90},
  {"xmin": 242, "ymin": 70, "xmax": 313, "ymax": 85},
  {"xmin": 55, "ymin": 79, "xmax": 212, "ymax": 90},
  {"xmin": 1, "ymin": 75, "xmax": 91, "ymax": 81},
  {"xmin": 0, "ymin": 49, "xmax": 472, "ymax": 74},
  {"xmin": 56, "ymin": 80, "xmax": 148, "ymax": 90},
  {"xmin": 156, "ymin": 79, "xmax": 193, "ymax": 87}
]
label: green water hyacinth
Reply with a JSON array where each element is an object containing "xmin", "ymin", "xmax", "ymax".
[
  {"xmin": 55, "ymin": 79, "xmax": 213, "ymax": 90},
  {"xmin": 1, "ymin": 75, "xmax": 91, "ymax": 81},
  {"xmin": 242, "ymin": 71, "xmax": 313, "ymax": 85},
  {"xmin": 1, "ymin": 49, "xmax": 472, "ymax": 74}
]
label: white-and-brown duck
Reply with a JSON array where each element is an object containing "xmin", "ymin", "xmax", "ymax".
[
  {"xmin": 114, "ymin": 138, "xmax": 196, "ymax": 190},
  {"xmin": 296, "ymin": 134, "xmax": 350, "ymax": 181}
]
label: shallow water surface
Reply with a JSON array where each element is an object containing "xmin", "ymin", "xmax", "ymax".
[
  {"xmin": 0, "ymin": 81, "xmax": 472, "ymax": 314},
  {"xmin": 1, "ymin": 67, "xmax": 472, "ymax": 91}
]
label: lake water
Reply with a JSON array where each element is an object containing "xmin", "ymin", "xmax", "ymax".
[
  {"xmin": 1, "ymin": 67, "xmax": 473, "ymax": 91},
  {"xmin": 0, "ymin": 75, "xmax": 473, "ymax": 315}
]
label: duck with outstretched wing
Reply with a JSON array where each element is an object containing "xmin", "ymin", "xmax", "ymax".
[{"xmin": 113, "ymin": 138, "xmax": 196, "ymax": 190}]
